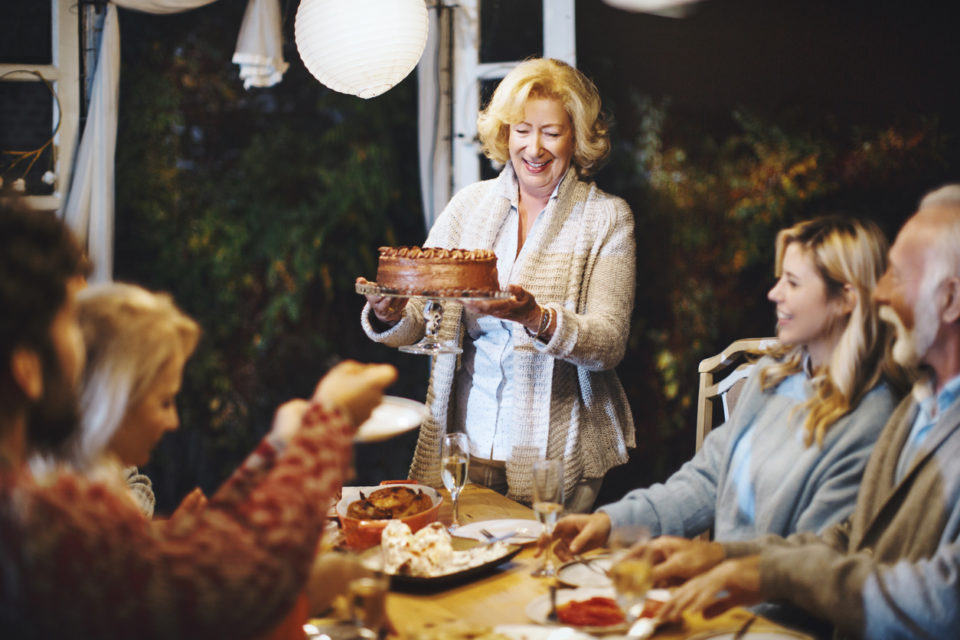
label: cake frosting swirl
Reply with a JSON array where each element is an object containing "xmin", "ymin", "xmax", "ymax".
[{"xmin": 375, "ymin": 246, "xmax": 499, "ymax": 294}]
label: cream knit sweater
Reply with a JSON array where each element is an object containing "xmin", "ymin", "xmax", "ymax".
[{"xmin": 362, "ymin": 165, "xmax": 636, "ymax": 503}]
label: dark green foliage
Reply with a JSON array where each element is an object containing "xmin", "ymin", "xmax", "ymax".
[{"xmin": 113, "ymin": 6, "xmax": 426, "ymax": 511}]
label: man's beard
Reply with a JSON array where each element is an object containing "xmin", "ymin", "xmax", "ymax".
[
  {"xmin": 879, "ymin": 302, "xmax": 939, "ymax": 369},
  {"xmin": 26, "ymin": 346, "xmax": 80, "ymax": 455}
]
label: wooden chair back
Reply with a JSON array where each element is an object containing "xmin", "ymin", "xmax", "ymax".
[{"xmin": 695, "ymin": 338, "xmax": 776, "ymax": 451}]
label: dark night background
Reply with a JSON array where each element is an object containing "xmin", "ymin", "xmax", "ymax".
[{"xmin": 102, "ymin": 0, "xmax": 960, "ymax": 513}]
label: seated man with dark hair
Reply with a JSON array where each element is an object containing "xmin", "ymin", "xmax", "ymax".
[{"xmin": 0, "ymin": 199, "xmax": 397, "ymax": 639}]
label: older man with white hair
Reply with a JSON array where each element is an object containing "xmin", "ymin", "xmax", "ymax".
[{"xmin": 642, "ymin": 184, "xmax": 960, "ymax": 639}]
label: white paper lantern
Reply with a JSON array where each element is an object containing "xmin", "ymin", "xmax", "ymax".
[{"xmin": 295, "ymin": 0, "xmax": 429, "ymax": 99}]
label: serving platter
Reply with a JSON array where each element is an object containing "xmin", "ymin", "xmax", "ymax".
[{"xmin": 374, "ymin": 538, "xmax": 523, "ymax": 591}]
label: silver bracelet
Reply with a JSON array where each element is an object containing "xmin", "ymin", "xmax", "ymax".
[{"xmin": 526, "ymin": 306, "xmax": 551, "ymax": 340}]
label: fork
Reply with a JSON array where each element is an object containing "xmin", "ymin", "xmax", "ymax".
[
  {"xmin": 479, "ymin": 528, "xmax": 517, "ymax": 545},
  {"xmin": 572, "ymin": 553, "xmax": 610, "ymax": 575}
]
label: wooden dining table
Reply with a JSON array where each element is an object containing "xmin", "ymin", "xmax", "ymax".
[{"xmin": 385, "ymin": 483, "xmax": 807, "ymax": 639}]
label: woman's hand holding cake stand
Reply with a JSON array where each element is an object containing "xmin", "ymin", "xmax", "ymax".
[
  {"xmin": 356, "ymin": 276, "xmax": 408, "ymax": 327},
  {"xmin": 461, "ymin": 284, "xmax": 555, "ymax": 342}
]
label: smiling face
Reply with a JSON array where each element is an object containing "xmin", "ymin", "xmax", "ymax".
[
  {"xmin": 107, "ymin": 355, "xmax": 184, "ymax": 467},
  {"xmin": 768, "ymin": 242, "xmax": 849, "ymax": 369},
  {"xmin": 874, "ymin": 215, "xmax": 941, "ymax": 368},
  {"xmin": 508, "ymin": 97, "xmax": 575, "ymax": 201}
]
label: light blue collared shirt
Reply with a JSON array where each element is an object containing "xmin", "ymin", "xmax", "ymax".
[
  {"xmin": 729, "ymin": 368, "xmax": 810, "ymax": 525},
  {"xmin": 454, "ymin": 176, "xmax": 563, "ymax": 460},
  {"xmin": 895, "ymin": 372, "xmax": 960, "ymax": 483}
]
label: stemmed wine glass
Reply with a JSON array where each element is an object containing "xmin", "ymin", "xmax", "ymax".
[
  {"xmin": 607, "ymin": 526, "xmax": 654, "ymax": 623},
  {"xmin": 441, "ymin": 433, "xmax": 470, "ymax": 531},
  {"xmin": 531, "ymin": 458, "xmax": 564, "ymax": 577},
  {"xmin": 347, "ymin": 548, "xmax": 390, "ymax": 640}
]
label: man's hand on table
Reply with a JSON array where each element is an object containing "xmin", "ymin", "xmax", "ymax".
[
  {"xmin": 633, "ymin": 536, "xmax": 728, "ymax": 587},
  {"xmin": 656, "ymin": 555, "xmax": 763, "ymax": 622}
]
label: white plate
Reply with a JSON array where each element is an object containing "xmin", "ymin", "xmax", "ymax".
[
  {"xmin": 453, "ymin": 519, "xmax": 541, "ymax": 545},
  {"xmin": 526, "ymin": 586, "xmax": 628, "ymax": 633},
  {"xmin": 556, "ymin": 554, "xmax": 614, "ymax": 588},
  {"xmin": 494, "ymin": 625, "xmax": 595, "ymax": 640},
  {"xmin": 354, "ymin": 396, "xmax": 428, "ymax": 443}
]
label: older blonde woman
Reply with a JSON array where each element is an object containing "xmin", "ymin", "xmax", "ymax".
[
  {"xmin": 550, "ymin": 216, "xmax": 908, "ymax": 557},
  {"xmin": 359, "ymin": 58, "xmax": 635, "ymax": 511}
]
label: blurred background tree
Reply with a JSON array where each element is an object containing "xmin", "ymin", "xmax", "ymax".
[
  {"xmin": 114, "ymin": 5, "xmax": 428, "ymax": 509},
  {"xmin": 110, "ymin": 0, "xmax": 960, "ymax": 512}
]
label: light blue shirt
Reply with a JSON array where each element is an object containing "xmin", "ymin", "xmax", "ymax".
[
  {"xmin": 895, "ymin": 372, "xmax": 960, "ymax": 483},
  {"xmin": 454, "ymin": 182, "xmax": 561, "ymax": 460},
  {"xmin": 728, "ymin": 370, "xmax": 808, "ymax": 528}
]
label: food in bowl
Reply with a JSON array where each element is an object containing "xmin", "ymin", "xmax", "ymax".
[
  {"xmin": 337, "ymin": 483, "xmax": 443, "ymax": 550},
  {"xmin": 346, "ymin": 486, "xmax": 433, "ymax": 520}
]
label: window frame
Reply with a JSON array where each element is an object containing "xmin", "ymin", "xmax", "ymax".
[{"xmin": 0, "ymin": 0, "xmax": 80, "ymax": 212}]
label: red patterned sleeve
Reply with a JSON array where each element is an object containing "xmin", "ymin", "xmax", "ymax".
[
  {"xmin": 203, "ymin": 435, "xmax": 282, "ymax": 510},
  {"xmin": 6, "ymin": 400, "xmax": 352, "ymax": 640}
]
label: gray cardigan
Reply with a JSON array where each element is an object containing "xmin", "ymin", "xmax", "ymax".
[
  {"xmin": 361, "ymin": 165, "xmax": 636, "ymax": 502},
  {"xmin": 600, "ymin": 357, "xmax": 898, "ymax": 540},
  {"xmin": 723, "ymin": 386, "xmax": 960, "ymax": 639}
]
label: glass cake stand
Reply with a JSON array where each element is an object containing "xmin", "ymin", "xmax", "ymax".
[{"xmin": 356, "ymin": 281, "xmax": 510, "ymax": 355}]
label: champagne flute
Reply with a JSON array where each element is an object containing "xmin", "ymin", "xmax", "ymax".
[
  {"xmin": 607, "ymin": 526, "xmax": 653, "ymax": 622},
  {"xmin": 441, "ymin": 433, "xmax": 470, "ymax": 530},
  {"xmin": 347, "ymin": 550, "xmax": 390, "ymax": 640},
  {"xmin": 531, "ymin": 458, "xmax": 564, "ymax": 577}
]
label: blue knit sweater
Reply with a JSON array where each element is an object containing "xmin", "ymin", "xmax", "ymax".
[{"xmin": 600, "ymin": 356, "xmax": 898, "ymax": 540}]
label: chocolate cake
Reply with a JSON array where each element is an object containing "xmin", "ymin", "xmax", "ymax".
[{"xmin": 375, "ymin": 246, "xmax": 499, "ymax": 294}]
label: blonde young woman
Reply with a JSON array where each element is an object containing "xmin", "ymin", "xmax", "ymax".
[
  {"xmin": 358, "ymin": 57, "xmax": 635, "ymax": 512},
  {"xmin": 550, "ymin": 216, "xmax": 907, "ymax": 555}
]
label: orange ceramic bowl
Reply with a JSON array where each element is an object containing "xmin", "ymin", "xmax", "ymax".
[{"xmin": 337, "ymin": 482, "xmax": 443, "ymax": 550}]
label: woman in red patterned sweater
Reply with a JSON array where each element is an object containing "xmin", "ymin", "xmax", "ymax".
[{"xmin": 0, "ymin": 200, "xmax": 397, "ymax": 639}]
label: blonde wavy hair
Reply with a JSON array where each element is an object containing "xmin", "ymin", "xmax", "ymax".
[
  {"xmin": 759, "ymin": 216, "xmax": 905, "ymax": 446},
  {"xmin": 476, "ymin": 58, "xmax": 610, "ymax": 176},
  {"xmin": 68, "ymin": 282, "xmax": 200, "ymax": 471}
]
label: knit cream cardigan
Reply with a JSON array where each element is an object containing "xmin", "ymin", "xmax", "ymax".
[{"xmin": 362, "ymin": 165, "xmax": 636, "ymax": 503}]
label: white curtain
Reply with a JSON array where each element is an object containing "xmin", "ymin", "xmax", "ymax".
[
  {"xmin": 63, "ymin": 6, "xmax": 121, "ymax": 284},
  {"xmin": 62, "ymin": 0, "xmax": 285, "ymax": 282},
  {"xmin": 416, "ymin": 3, "xmax": 451, "ymax": 231},
  {"xmin": 233, "ymin": 0, "xmax": 289, "ymax": 89}
]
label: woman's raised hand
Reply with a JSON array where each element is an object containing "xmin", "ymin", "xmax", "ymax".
[
  {"xmin": 315, "ymin": 360, "xmax": 397, "ymax": 427},
  {"xmin": 357, "ymin": 276, "xmax": 407, "ymax": 326},
  {"xmin": 267, "ymin": 361, "xmax": 396, "ymax": 446}
]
